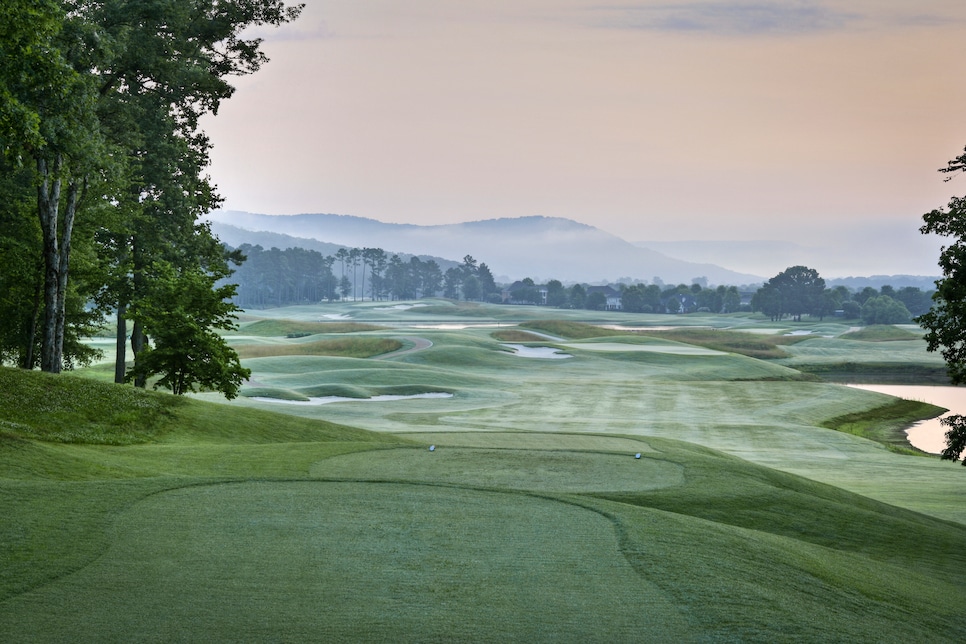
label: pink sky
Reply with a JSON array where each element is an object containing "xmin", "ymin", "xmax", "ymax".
[{"xmin": 201, "ymin": 0, "xmax": 966, "ymax": 275}]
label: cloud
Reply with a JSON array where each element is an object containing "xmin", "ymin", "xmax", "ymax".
[{"xmin": 593, "ymin": 2, "xmax": 860, "ymax": 36}]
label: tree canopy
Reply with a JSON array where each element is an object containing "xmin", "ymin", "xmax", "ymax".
[
  {"xmin": 0, "ymin": 0, "xmax": 302, "ymax": 398},
  {"xmin": 917, "ymin": 146, "xmax": 966, "ymax": 462},
  {"xmin": 752, "ymin": 266, "xmax": 826, "ymax": 321}
]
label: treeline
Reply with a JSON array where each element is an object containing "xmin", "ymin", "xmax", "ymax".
[
  {"xmin": 230, "ymin": 248, "xmax": 935, "ymax": 324},
  {"xmin": 230, "ymin": 246, "xmax": 504, "ymax": 308},
  {"xmin": 750, "ymin": 266, "xmax": 933, "ymax": 324},
  {"xmin": 0, "ymin": 0, "xmax": 301, "ymax": 398}
]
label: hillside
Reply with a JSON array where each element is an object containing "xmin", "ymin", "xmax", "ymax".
[
  {"xmin": 205, "ymin": 211, "xmax": 764, "ymax": 284},
  {"xmin": 2, "ymin": 359, "xmax": 966, "ymax": 641}
]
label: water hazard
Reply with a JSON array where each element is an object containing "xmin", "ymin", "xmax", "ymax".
[{"xmin": 847, "ymin": 384, "xmax": 966, "ymax": 454}]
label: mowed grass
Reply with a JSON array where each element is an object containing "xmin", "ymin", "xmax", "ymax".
[
  {"xmin": 240, "ymin": 319, "xmax": 385, "ymax": 335},
  {"xmin": 235, "ymin": 337, "xmax": 403, "ymax": 359},
  {"xmin": 521, "ymin": 319, "xmax": 807, "ymax": 359},
  {"xmin": 6, "ymin": 304, "xmax": 966, "ymax": 641},
  {"xmin": 4, "ymin": 401, "xmax": 965, "ymax": 641},
  {"xmin": 840, "ymin": 324, "xmax": 923, "ymax": 341}
]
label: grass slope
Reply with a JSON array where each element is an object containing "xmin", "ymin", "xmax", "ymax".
[{"xmin": 7, "ymin": 303, "xmax": 966, "ymax": 641}]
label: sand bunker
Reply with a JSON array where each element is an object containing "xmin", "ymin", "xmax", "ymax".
[
  {"xmin": 321, "ymin": 314, "xmax": 351, "ymax": 320},
  {"xmin": 563, "ymin": 342, "xmax": 724, "ymax": 355},
  {"xmin": 501, "ymin": 344, "xmax": 573, "ymax": 359},
  {"xmin": 373, "ymin": 303, "xmax": 428, "ymax": 311},
  {"xmin": 252, "ymin": 393, "xmax": 453, "ymax": 406}
]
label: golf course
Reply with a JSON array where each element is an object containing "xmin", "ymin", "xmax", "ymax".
[{"xmin": 3, "ymin": 300, "xmax": 966, "ymax": 642}]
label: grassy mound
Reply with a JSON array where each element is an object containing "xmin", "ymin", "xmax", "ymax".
[
  {"xmin": 0, "ymin": 367, "xmax": 180, "ymax": 445},
  {"xmin": 840, "ymin": 325, "xmax": 923, "ymax": 341},
  {"xmin": 521, "ymin": 321, "xmax": 800, "ymax": 359},
  {"xmin": 0, "ymin": 366, "xmax": 387, "ymax": 447},
  {"xmin": 241, "ymin": 319, "xmax": 385, "ymax": 335},
  {"xmin": 792, "ymin": 362, "xmax": 950, "ymax": 384},
  {"xmin": 821, "ymin": 398, "xmax": 946, "ymax": 453},
  {"xmin": 638, "ymin": 328, "xmax": 795, "ymax": 358},
  {"xmin": 491, "ymin": 329, "xmax": 549, "ymax": 342},
  {"xmin": 235, "ymin": 337, "xmax": 403, "ymax": 359},
  {"xmin": 521, "ymin": 320, "xmax": 623, "ymax": 339}
]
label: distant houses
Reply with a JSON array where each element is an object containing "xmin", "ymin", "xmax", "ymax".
[{"xmin": 584, "ymin": 285, "xmax": 622, "ymax": 311}]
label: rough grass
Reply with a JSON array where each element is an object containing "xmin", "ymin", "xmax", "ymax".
[
  {"xmin": 821, "ymin": 398, "xmax": 947, "ymax": 454},
  {"xmin": 840, "ymin": 325, "xmax": 923, "ymax": 341},
  {"xmin": 636, "ymin": 328, "xmax": 792, "ymax": 359},
  {"xmin": 490, "ymin": 329, "xmax": 549, "ymax": 342},
  {"xmin": 794, "ymin": 362, "xmax": 951, "ymax": 384},
  {"xmin": 410, "ymin": 301, "xmax": 495, "ymax": 316},
  {"xmin": 235, "ymin": 337, "xmax": 403, "ymax": 359},
  {"xmin": 0, "ymin": 367, "xmax": 181, "ymax": 445},
  {"xmin": 521, "ymin": 319, "xmax": 625, "ymax": 339},
  {"xmin": 520, "ymin": 320, "xmax": 801, "ymax": 359},
  {"xmin": 241, "ymin": 319, "xmax": 385, "ymax": 335}
]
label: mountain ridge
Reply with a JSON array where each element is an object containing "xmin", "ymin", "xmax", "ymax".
[{"xmin": 206, "ymin": 211, "xmax": 764, "ymax": 285}]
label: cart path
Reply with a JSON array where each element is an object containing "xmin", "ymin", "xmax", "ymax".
[{"xmin": 375, "ymin": 336, "xmax": 434, "ymax": 360}]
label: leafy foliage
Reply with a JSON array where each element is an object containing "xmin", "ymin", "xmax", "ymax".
[
  {"xmin": 127, "ymin": 260, "xmax": 250, "ymax": 398},
  {"xmin": 916, "ymin": 147, "xmax": 966, "ymax": 462}
]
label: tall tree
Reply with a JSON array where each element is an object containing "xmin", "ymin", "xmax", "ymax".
[
  {"xmin": 917, "ymin": 146, "xmax": 966, "ymax": 461},
  {"xmin": 87, "ymin": 0, "xmax": 303, "ymax": 384},
  {"xmin": 755, "ymin": 266, "xmax": 826, "ymax": 321}
]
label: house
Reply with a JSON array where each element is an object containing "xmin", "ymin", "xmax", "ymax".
[{"xmin": 585, "ymin": 285, "xmax": 622, "ymax": 310}]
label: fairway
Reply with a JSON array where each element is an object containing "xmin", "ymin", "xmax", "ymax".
[
  {"xmin": 0, "ymin": 482, "xmax": 683, "ymax": 641},
  {"xmin": 310, "ymin": 446, "xmax": 684, "ymax": 492},
  {"xmin": 6, "ymin": 302, "xmax": 966, "ymax": 641}
]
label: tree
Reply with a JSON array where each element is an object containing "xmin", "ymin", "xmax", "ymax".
[
  {"xmin": 127, "ymin": 257, "xmax": 250, "ymax": 398},
  {"xmin": 477, "ymin": 262, "xmax": 498, "ymax": 299},
  {"xmin": 546, "ymin": 279, "xmax": 567, "ymax": 307},
  {"xmin": 586, "ymin": 291, "xmax": 607, "ymax": 311},
  {"xmin": 861, "ymin": 295, "xmax": 911, "ymax": 325},
  {"xmin": 419, "ymin": 260, "xmax": 443, "ymax": 297},
  {"xmin": 916, "ymin": 146, "xmax": 966, "ymax": 462},
  {"xmin": 569, "ymin": 284, "xmax": 586, "ymax": 309},
  {"xmin": 751, "ymin": 284, "xmax": 782, "ymax": 321},
  {"xmin": 621, "ymin": 284, "xmax": 646, "ymax": 313},
  {"xmin": 756, "ymin": 266, "xmax": 826, "ymax": 321},
  {"xmin": 443, "ymin": 267, "xmax": 461, "ymax": 299},
  {"xmin": 1, "ymin": 0, "xmax": 303, "ymax": 384}
]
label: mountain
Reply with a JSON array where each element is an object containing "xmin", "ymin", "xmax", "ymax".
[
  {"xmin": 208, "ymin": 222, "xmax": 461, "ymax": 272},
  {"xmin": 206, "ymin": 211, "xmax": 763, "ymax": 285}
]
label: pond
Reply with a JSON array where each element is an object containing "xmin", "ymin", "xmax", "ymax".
[{"xmin": 847, "ymin": 384, "xmax": 966, "ymax": 454}]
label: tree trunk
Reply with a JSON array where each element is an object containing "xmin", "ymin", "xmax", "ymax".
[
  {"xmin": 37, "ymin": 156, "xmax": 63, "ymax": 373},
  {"xmin": 115, "ymin": 304, "xmax": 127, "ymax": 383},
  {"xmin": 131, "ymin": 319, "xmax": 147, "ymax": 388},
  {"xmin": 22, "ymin": 272, "xmax": 43, "ymax": 369},
  {"xmin": 53, "ymin": 179, "xmax": 80, "ymax": 370}
]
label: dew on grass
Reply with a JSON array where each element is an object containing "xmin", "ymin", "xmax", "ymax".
[{"xmin": 251, "ymin": 393, "xmax": 454, "ymax": 406}]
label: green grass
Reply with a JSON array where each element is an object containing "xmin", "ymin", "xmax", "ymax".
[
  {"xmin": 241, "ymin": 319, "xmax": 385, "ymax": 335},
  {"xmin": 521, "ymin": 319, "xmax": 625, "ymax": 339},
  {"xmin": 5, "ymin": 303, "xmax": 966, "ymax": 641},
  {"xmin": 821, "ymin": 398, "xmax": 947, "ymax": 453},
  {"xmin": 235, "ymin": 337, "xmax": 403, "ymax": 359},
  {"xmin": 491, "ymin": 329, "xmax": 549, "ymax": 342},
  {"xmin": 840, "ymin": 325, "xmax": 923, "ymax": 341},
  {"xmin": 521, "ymin": 320, "xmax": 805, "ymax": 359}
]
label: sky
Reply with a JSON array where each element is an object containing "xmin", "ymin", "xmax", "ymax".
[{"xmin": 200, "ymin": 0, "xmax": 966, "ymax": 277}]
